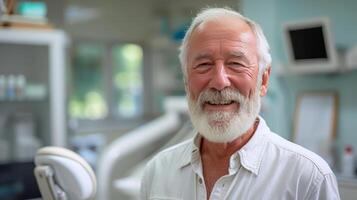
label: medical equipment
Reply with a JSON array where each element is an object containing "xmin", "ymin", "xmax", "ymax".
[
  {"xmin": 34, "ymin": 146, "xmax": 97, "ymax": 200},
  {"xmin": 97, "ymin": 96, "xmax": 189, "ymax": 200},
  {"xmin": 33, "ymin": 96, "xmax": 188, "ymax": 200}
]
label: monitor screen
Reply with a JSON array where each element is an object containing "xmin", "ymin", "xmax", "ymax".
[
  {"xmin": 289, "ymin": 26, "xmax": 328, "ymax": 60},
  {"xmin": 283, "ymin": 18, "xmax": 338, "ymax": 73}
]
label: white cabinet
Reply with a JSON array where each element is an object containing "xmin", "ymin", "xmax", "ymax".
[
  {"xmin": 338, "ymin": 176, "xmax": 357, "ymax": 200},
  {"xmin": 0, "ymin": 29, "xmax": 68, "ymax": 160}
]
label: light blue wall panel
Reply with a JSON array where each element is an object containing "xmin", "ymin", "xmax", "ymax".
[{"xmin": 241, "ymin": 0, "xmax": 357, "ymax": 158}]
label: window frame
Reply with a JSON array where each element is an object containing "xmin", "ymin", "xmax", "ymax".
[{"xmin": 68, "ymin": 38, "xmax": 154, "ymax": 133}]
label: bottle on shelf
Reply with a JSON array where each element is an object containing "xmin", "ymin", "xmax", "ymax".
[
  {"xmin": 15, "ymin": 74, "xmax": 26, "ymax": 100},
  {"xmin": 342, "ymin": 145, "xmax": 355, "ymax": 177},
  {"xmin": 6, "ymin": 75, "xmax": 16, "ymax": 100}
]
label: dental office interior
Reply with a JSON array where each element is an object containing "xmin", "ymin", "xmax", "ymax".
[{"xmin": 1, "ymin": 0, "xmax": 357, "ymax": 199}]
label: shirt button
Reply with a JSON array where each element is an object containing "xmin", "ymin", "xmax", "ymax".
[{"xmin": 198, "ymin": 178, "xmax": 203, "ymax": 184}]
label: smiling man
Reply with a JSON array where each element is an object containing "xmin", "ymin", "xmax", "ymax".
[{"xmin": 141, "ymin": 8, "xmax": 340, "ymax": 200}]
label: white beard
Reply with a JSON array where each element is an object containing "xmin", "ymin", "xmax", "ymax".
[{"xmin": 187, "ymin": 83, "xmax": 262, "ymax": 143}]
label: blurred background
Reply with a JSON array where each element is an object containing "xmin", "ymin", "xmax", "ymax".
[{"xmin": 0, "ymin": 0, "xmax": 357, "ymax": 199}]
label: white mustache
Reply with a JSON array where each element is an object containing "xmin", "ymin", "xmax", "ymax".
[{"xmin": 197, "ymin": 88, "xmax": 247, "ymax": 107}]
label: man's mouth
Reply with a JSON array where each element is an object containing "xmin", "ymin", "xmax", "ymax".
[
  {"xmin": 206, "ymin": 100, "xmax": 235, "ymax": 105},
  {"xmin": 203, "ymin": 100, "xmax": 239, "ymax": 112}
]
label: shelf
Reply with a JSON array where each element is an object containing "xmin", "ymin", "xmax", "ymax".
[
  {"xmin": 0, "ymin": 28, "xmax": 68, "ymax": 147},
  {"xmin": 275, "ymin": 52, "xmax": 357, "ymax": 77},
  {"xmin": 0, "ymin": 97, "xmax": 47, "ymax": 102},
  {"xmin": 275, "ymin": 63, "xmax": 357, "ymax": 76},
  {"xmin": 0, "ymin": 29, "xmax": 68, "ymax": 46}
]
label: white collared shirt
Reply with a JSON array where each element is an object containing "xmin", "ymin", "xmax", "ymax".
[{"xmin": 141, "ymin": 117, "xmax": 340, "ymax": 200}]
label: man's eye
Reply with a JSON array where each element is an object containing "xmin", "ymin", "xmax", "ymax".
[
  {"xmin": 194, "ymin": 62, "xmax": 212, "ymax": 69},
  {"xmin": 228, "ymin": 62, "xmax": 242, "ymax": 67},
  {"xmin": 193, "ymin": 62, "xmax": 212, "ymax": 73},
  {"xmin": 198, "ymin": 62, "xmax": 212, "ymax": 67}
]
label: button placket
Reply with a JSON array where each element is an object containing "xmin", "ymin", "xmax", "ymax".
[{"xmin": 196, "ymin": 175, "xmax": 206, "ymax": 200}]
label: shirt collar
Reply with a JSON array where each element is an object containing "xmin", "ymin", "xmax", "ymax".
[
  {"xmin": 178, "ymin": 133, "xmax": 201, "ymax": 169},
  {"xmin": 238, "ymin": 116, "xmax": 269, "ymax": 175},
  {"xmin": 178, "ymin": 116, "xmax": 270, "ymax": 175}
]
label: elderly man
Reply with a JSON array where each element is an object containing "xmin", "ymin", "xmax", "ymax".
[{"xmin": 141, "ymin": 8, "xmax": 340, "ymax": 200}]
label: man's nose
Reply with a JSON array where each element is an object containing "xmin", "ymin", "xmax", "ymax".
[{"xmin": 208, "ymin": 63, "xmax": 231, "ymax": 90}]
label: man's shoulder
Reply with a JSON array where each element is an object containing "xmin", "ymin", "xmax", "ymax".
[
  {"xmin": 266, "ymin": 131, "xmax": 333, "ymax": 176},
  {"xmin": 157, "ymin": 139, "xmax": 192, "ymax": 158},
  {"xmin": 141, "ymin": 139, "xmax": 196, "ymax": 198},
  {"xmin": 146, "ymin": 139, "xmax": 192, "ymax": 169}
]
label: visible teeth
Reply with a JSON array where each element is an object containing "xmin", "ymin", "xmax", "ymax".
[{"xmin": 207, "ymin": 100, "xmax": 233, "ymax": 105}]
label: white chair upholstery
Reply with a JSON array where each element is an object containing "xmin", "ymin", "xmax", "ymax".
[{"xmin": 34, "ymin": 146, "xmax": 97, "ymax": 200}]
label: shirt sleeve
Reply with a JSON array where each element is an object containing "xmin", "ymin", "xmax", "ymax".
[
  {"xmin": 141, "ymin": 160, "xmax": 153, "ymax": 200},
  {"xmin": 141, "ymin": 166, "xmax": 149, "ymax": 200},
  {"xmin": 308, "ymin": 173, "xmax": 341, "ymax": 200}
]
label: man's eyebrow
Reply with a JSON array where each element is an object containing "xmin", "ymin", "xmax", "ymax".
[
  {"xmin": 227, "ymin": 51, "xmax": 250, "ymax": 63},
  {"xmin": 191, "ymin": 51, "xmax": 251, "ymax": 63},
  {"xmin": 192, "ymin": 53, "xmax": 212, "ymax": 61},
  {"xmin": 228, "ymin": 51, "xmax": 245, "ymax": 57}
]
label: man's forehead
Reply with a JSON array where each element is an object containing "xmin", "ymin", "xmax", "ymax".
[
  {"xmin": 189, "ymin": 17, "xmax": 256, "ymax": 45},
  {"xmin": 195, "ymin": 16, "xmax": 252, "ymax": 34}
]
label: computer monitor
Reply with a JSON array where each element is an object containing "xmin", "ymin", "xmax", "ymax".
[{"xmin": 283, "ymin": 18, "xmax": 339, "ymax": 73}]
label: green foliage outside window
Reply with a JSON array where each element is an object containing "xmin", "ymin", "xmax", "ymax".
[
  {"xmin": 69, "ymin": 44, "xmax": 107, "ymax": 119},
  {"xmin": 113, "ymin": 44, "xmax": 143, "ymax": 117},
  {"xmin": 69, "ymin": 43, "xmax": 143, "ymax": 119}
]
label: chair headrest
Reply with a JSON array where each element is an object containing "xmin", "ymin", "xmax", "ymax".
[{"xmin": 35, "ymin": 147, "xmax": 97, "ymax": 200}]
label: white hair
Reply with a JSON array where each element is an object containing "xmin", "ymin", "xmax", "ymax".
[{"xmin": 179, "ymin": 7, "xmax": 272, "ymax": 81}]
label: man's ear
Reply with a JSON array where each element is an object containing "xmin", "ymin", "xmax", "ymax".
[{"xmin": 260, "ymin": 66, "xmax": 271, "ymax": 96}]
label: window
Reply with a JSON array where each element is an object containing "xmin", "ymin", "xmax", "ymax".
[
  {"xmin": 112, "ymin": 44, "xmax": 143, "ymax": 118},
  {"xmin": 69, "ymin": 42, "xmax": 144, "ymax": 121}
]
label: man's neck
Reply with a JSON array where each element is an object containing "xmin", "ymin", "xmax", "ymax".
[{"xmin": 200, "ymin": 119, "xmax": 259, "ymax": 159}]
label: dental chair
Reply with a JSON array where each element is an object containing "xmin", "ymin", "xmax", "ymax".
[
  {"xmin": 34, "ymin": 146, "xmax": 97, "ymax": 200},
  {"xmin": 33, "ymin": 96, "xmax": 189, "ymax": 200},
  {"xmin": 97, "ymin": 96, "xmax": 190, "ymax": 200}
]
